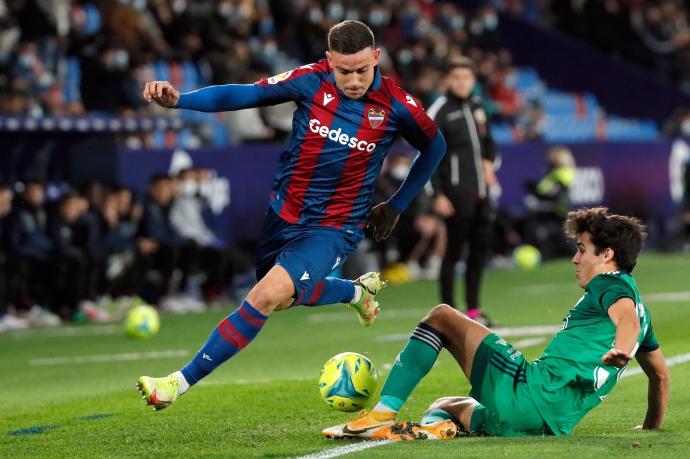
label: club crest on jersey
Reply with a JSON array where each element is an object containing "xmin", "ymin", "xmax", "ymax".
[
  {"xmin": 267, "ymin": 70, "xmax": 293, "ymax": 84},
  {"xmin": 367, "ymin": 107, "xmax": 385, "ymax": 129}
]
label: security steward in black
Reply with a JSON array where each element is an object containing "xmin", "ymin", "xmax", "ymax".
[{"xmin": 428, "ymin": 57, "xmax": 498, "ymax": 326}]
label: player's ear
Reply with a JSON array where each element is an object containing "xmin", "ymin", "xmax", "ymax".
[
  {"xmin": 603, "ymin": 247, "xmax": 615, "ymax": 263},
  {"xmin": 373, "ymin": 48, "xmax": 381, "ymax": 66},
  {"xmin": 326, "ymin": 50, "xmax": 332, "ymax": 65}
]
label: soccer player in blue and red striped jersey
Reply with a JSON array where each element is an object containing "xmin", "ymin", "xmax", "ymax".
[{"xmin": 136, "ymin": 20, "xmax": 447, "ymax": 411}]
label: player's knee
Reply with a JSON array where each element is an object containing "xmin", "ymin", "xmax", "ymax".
[
  {"xmin": 426, "ymin": 396, "xmax": 460, "ymax": 411},
  {"xmin": 246, "ymin": 287, "xmax": 286, "ymax": 314},
  {"xmin": 423, "ymin": 304, "xmax": 457, "ymax": 330}
]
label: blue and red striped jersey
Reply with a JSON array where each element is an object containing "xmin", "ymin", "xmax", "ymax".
[
  {"xmin": 177, "ymin": 59, "xmax": 442, "ymax": 232},
  {"xmin": 253, "ymin": 60, "xmax": 439, "ymax": 231}
]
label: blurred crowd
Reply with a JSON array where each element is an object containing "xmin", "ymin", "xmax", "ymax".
[
  {"xmin": 499, "ymin": 0, "xmax": 690, "ymax": 92},
  {"xmin": 0, "ymin": 0, "xmax": 547, "ymax": 145},
  {"xmin": 0, "ymin": 168, "xmax": 250, "ymax": 332}
]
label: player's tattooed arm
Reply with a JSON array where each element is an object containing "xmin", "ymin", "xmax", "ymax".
[{"xmin": 365, "ymin": 202, "xmax": 400, "ymax": 241}]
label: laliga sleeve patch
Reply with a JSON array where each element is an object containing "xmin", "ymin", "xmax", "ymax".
[{"xmin": 267, "ymin": 70, "xmax": 294, "ymax": 84}]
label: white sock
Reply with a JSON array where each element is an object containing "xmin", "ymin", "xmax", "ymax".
[
  {"xmin": 350, "ymin": 285, "xmax": 363, "ymax": 304},
  {"xmin": 172, "ymin": 371, "xmax": 190, "ymax": 395},
  {"xmin": 373, "ymin": 402, "xmax": 398, "ymax": 413}
]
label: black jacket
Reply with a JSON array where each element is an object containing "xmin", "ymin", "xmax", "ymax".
[{"xmin": 428, "ymin": 93, "xmax": 496, "ymax": 201}]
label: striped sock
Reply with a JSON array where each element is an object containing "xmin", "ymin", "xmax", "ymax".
[
  {"xmin": 181, "ymin": 300, "xmax": 267, "ymax": 385},
  {"xmin": 378, "ymin": 322, "xmax": 445, "ymax": 412},
  {"xmin": 295, "ymin": 278, "xmax": 355, "ymax": 306}
]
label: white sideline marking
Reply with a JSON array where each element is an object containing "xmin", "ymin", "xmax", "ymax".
[
  {"xmin": 295, "ymin": 440, "xmax": 391, "ymax": 459},
  {"xmin": 377, "ymin": 325, "xmax": 561, "ymax": 343},
  {"xmin": 308, "ymin": 308, "xmax": 430, "ymax": 323},
  {"xmin": 509, "ymin": 283, "xmax": 573, "ymax": 295},
  {"xmin": 644, "ymin": 291, "xmax": 690, "ymax": 303},
  {"xmin": 12, "ymin": 324, "xmax": 120, "ymax": 339},
  {"xmin": 511, "ymin": 337, "xmax": 548, "ymax": 348},
  {"xmin": 29, "ymin": 349, "xmax": 190, "ymax": 366},
  {"xmin": 621, "ymin": 352, "xmax": 690, "ymax": 379}
]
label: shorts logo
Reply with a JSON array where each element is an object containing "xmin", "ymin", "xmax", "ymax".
[
  {"xmin": 308, "ymin": 118, "xmax": 377, "ymax": 152},
  {"xmin": 267, "ymin": 70, "xmax": 294, "ymax": 84},
  {"xmin": 367, "ymin": 107, "xmax": 385, "ymax": 129}
]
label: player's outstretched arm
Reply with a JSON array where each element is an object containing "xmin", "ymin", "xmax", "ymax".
[
  {"xmin": 143, "ymin": 81, "xmax": 267, "ymax": 113},
  {"xmin": 143, "ymin": 81, "xmax": 180, "ymax": 108},
  {"xmin": 635, "ymin": 348, "xmax": 670, "ymax": 430}
]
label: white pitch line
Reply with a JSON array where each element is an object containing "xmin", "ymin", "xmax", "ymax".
[
  {"xmin": 295, "ymin": 440, "xmax": 392, "ymax": 459},
  {"xmin": 29, "ymin": 349, "xmax": 190, "ymax": 366},
  {"xmin": 376, "ymin": 324, "xmax": 561, "ymax": 343},
  {"xmin": 511, "ymin": 337, "xmax": 548, "ymax": 348},
  {"xmin": 621, "ymin": 352, "xmax": 690, "ymax": 379},
  {"xmin": 644, "ymin": 291, "xmax": 690, "ymax": 303},
  {"xmin": 308, "ymin": 308, "xmax": 430, "ymax": 324},
  {"xmin": 12, "ymin": 324, "xmax": 121, "ymax": 339}
]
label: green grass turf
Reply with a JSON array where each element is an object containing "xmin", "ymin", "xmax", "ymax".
[{"xmin": 1, "ymin": 253, "xmax": 688, "ymax": 457}]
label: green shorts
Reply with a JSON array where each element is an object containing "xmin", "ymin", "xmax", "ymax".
[{"xmin": 469, "ymin": 333, "xmax": 550, "ymax": 436}]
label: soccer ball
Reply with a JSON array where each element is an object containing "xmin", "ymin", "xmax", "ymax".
[
  {"xmin": 319, "ymin": 352, "xmax": 378, "ymax": 412},
  {"xmin": 513, "ymin": 244, "xmax": 542, "ymax": 270},
  {"xmin": 124, "ymin": 305, "xmax": 160, "ymax": 339}
]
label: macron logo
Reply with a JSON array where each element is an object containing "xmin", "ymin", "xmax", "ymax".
[
  {"xmin": 323, "ymin": 93, "xmax": 335, "ymax": 106},
  {"xmin": 203, "ymin": 353, "xmax": 213, "ymax": 361},
  {"xmin": 308, "ymin": 119, "xmax": 377, "ymax": 152},
  {"xmin": 405, "ymin": 95, "xmax": 417, "ymax": 107},
  {"xmin": 301, "ymin": 271, "xmax": 311, "ymax": 281}
]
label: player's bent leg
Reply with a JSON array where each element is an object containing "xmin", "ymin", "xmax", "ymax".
[
  {"xmin": 246, "ymin": 265, "xmax": 296, "ymax": 315},
  {"xmin": 135, "ymin": 266, "xmax": 295, "ymax": 411},
  {"xmin": 423, "ymin": 396, "xmax": 478, "ymax": 433},
  {"xmin": 422, "ymin": 304, "xmax": 491, "ymax": 381}
]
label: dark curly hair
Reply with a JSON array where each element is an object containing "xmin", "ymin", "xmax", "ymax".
[{"xmin": 564, "ymin": 207, "xmax": 647, "ymax": 272}]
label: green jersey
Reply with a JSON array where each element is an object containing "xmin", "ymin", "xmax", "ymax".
[{"xmin": 526, "ymin": 272, "xmax": 659, "ymax": 435}]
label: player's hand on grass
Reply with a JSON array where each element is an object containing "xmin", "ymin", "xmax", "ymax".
[
  {"xmin": 365, "ymin": 202, "xmax": 400, "ymax": 241},
  {"xmin": 143, "ymin": 81, "xmax": 180, "ymax": 108},
  {"xmin": 601, "ymin": 348, "xmax": 633, "ymax": 368}
]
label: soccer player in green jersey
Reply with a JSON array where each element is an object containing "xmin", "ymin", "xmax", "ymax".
[{"xmin": 322, "ymin": 207, "xmax": 670, "ymax": 440}]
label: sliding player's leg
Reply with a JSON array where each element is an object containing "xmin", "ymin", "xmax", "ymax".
[{"xmin": 322, "ymin": 304, "xmax": 491, "ymax": 439}]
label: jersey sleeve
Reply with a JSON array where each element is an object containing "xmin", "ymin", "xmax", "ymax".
[
  {"xmin": 393, "ymin": 90, "xmax": 439, "ymax": 151},
  {"xmin": 254, "ymin": 62, "xmax": 327, "ymax": 105},
  {"xmin": 639, "ymin": 321, "xmax": 660, "ymax": 352},
  {"xmin": 176, "ymin": 62, "xmax": 326, "ymax": 111},
  {"xmin": 588, "ymin": 275, "xmax": 636, "ymax": 314}
]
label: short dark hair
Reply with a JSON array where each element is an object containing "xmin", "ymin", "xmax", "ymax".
[
  {"xmin": 564, "ymin": 207, "xmax": 647, "ymax": 272},
  {"xmin": 446, "ymin": 56, "xmax": 477, "ymax": 75},
  {"xmin": 328, "ymin": 20, "xmax": 375, "ymax": 54}
]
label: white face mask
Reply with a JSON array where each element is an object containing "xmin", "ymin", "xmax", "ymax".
[
  {"xmin": 179, "ymin": 179, "xmax": 197, "ymax": 196},
  {"xmin": 681, "ymin": 119, "xmax": 690, "ymax": 136},
  {"xmin": 391, "ymin": 164, "xmax": 410, "ymax": 181}
]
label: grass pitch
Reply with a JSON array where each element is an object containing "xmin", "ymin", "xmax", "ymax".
[{"xmin": 1, "ymin": 253, "xmax": 689, "ymax": 457}]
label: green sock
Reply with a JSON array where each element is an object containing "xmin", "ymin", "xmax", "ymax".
[
  {"xmin": 379, "ymin": 323, "xmax": 443, "ymax": 411},
  {"xmin": 421, "ymin": 408, "xmax": 454, "ymax": 425}
]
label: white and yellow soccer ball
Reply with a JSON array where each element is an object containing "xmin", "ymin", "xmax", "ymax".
[
  {"xmin": 319, "ymin": 352, "xmax": 378, "ymax": 412},
  {"xmin": 513, "ymin": 244, "xmax": 542, "ymax": 270},
  {"xmin": 124, "ymin": 304, "xmax": 160, "ymax": 339}
]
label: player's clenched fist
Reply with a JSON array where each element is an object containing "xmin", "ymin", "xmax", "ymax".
[{"xmin": 143, "ymin": 81, "xmax": 180, "ymax": 108}]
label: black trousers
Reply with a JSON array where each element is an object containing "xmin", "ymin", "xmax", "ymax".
[{"xmin": 440, "ymin": 196, "xmax": 493, "ymax": 309}]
